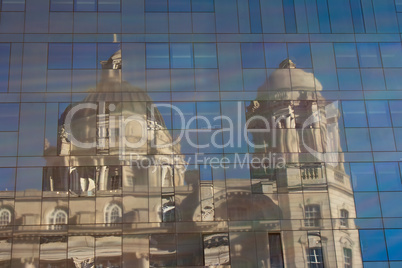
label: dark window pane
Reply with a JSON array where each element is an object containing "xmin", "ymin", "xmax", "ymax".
[
  {"xmin": 357, "ymin": 43, "xmax": 381, "ymax": 68},
  {"xmin": 359, "ymin": 230, "xmax": 387, "ymax": 261},
  {"xmin": 0, "ymin": 44, "xmax": 10, "ymax": 92},
  {"xmin": 350, "ymin": 163, "xmax": 377, "ymax": 191},
  {"xmin": 287, "ymin": 43, "xmax": 312, "ymax": 68},
  {"xmin": 241, "ymin": 43, "xmax": 265, "ymax": 68},
  {"xmin": 48, "ymin": 43, "xmax": 72, "ymax": 69},
  {"xmin": 265, "ymin": 43, "xmax": 287, "ymax": 68},
  {"xmin": 0, "ymin": 103, "xmax": 19, "ymax": 131},
  {"xmin": 380, "ymin": 192, "xmax": 402, "ymax": 217},
  {"xmin": 169, "ymin": 0, "xmax": 190, "ymax": 11},
  {"xmin": 50, "ymin": 0, "xmax": 73, "ymax": 11},
  {"xmin": 192, "ymin": 0, "xmax": 214, "ymax": 12},
  {"xmin": 146, "ymin": 43, "xmax": 169, "ymax": 68},
  {"xmin": 73, "ymin": 43, "xmax": 96, "ymax": 69},
  {"xmin": 170, "ymin": 43, "xmax": 193, "ymax": 68},
  {"xmin": 366, "ymin": 101, "xmax": 392, "ymax": 127},
  {"xmin": 342, "ymin": 101, "xmax": 367, "ymax": 127},
  {"xmin": 375, "ymin": 162, "xmax": 402, "ymax": 191},
  {"xmin": 98, "ymin": 0, "xmax": 120, "ymax": 11},
  {"xmin": 194, "ymin": 43, "xmax": 217, "ymax": 68},
  {"xmin": 389, "ymin": 101, "xmax": 402, "ymax": 127},
  {"xmin": 385, "ymin": 229, "xmax": 402, "ymax": 261},
  {"xmin": 334, "ymin": 43, "xmax": 358, "ymax": 68},
  {"xmin": 2, "ymin": 0, "xmax": 25, "ymax": 11},
  {"xmin": 354, "ymin": 192, "xmax": 381, "ymax": 217},
  {"xmin": 145, "ymin": 0, "xmax": 167, "ymax": 11},
  {"xmin": 75, "ymin": 0, "xmax": 97, "ymax": 11}
]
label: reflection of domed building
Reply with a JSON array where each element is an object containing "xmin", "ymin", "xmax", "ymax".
[
  {"xmin": 246, "ymin": 59, "xmax": 361, "ymax": 267},
  {"xmin": 5, "ymin": 52, "xmax": 362, "ymax": 268}
]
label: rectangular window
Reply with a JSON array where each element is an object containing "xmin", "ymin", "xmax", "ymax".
[
  {"xmin": 2, "ymin": 0, "xmax": 25, "ymax": 11},
  {"xmin": 170, "ymin": 43, "xmax": 193, "ymax": 68},
  {"xmin": 269, "ymin": 233, "xmax": 284, "ymax": 268},
  {"xmin": 241, "ymin": 43, "xmax": 265, "ymax": 68},
  {"xmin": 307, "ymin": 247, "xmax": 324, "ymax": 268},
  {"xmin": 304, "ymin": 205, "xmax": 321, "ymax": 227},
  {"xmin": 98, "ymin": 0, "xmax": 120, "ymax": 11},
  {"xmin": 0, "ymin": 44, "xmax": 10, "ymax": 93},
  {"xmin": 48, "ymin": 43, "xmax": 72, "ymax": 70},
  {"xmin": 50, "ymin": 0, "xmax": 73, "ymax": 11},
  {"xmin": 0, "ymin": 103, "xmax": 19, "ymax": 131},
  {"xmin": 74, "ymin": 0, "xmax": 97, "ymax": 11},
  {"xmin": 194, "ymin": 43, "xmax": 217, "ymax": 68},
  {"xmin": 146, "ymin": 43, "xmax": 169, "ymax": 69},
  {"xmin": 343, "ymin": 248, "xmax": 352, "ymax": 268},
  {"xmin": 203, "ymin": 233, "xmax": 230, "ymax": 266}
]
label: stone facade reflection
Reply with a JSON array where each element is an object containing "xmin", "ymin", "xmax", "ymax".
[{"xmin": 2, "ymin": 54, "xmax": 362, "ymax": 267}]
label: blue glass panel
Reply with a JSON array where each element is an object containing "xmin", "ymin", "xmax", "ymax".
[
  {"xmin": 194, "ymin": 69, "xmax": 219, "ymax": 91},
  {"xmin": 397, "ymin": 0, "xmax": 402, "ymax": 12},
  {"xmin": 0, "ymin": 168, "xmax": 15, "ymax": 192},
  {"xmin": 146, "ymin": 43, "xmax": 169, "ymax": 69},
  {"xmin": 316, "ymin": 0, "xmax": 331, "ymax": 33},
  {"xmin": 75, "ymin": 0, "xmax": 97, "ymax": 11},
  {"xmin": 294, "ymin": 0, "xmax": 308, "ymax": 33},
  {"xmin": 361, "ymin": 0, "xmax": 376, "ymax": 32},
  {"xmin": 0, "ymin": 44, "xmax": 10, "ymax": 92},
  {"xmin": 394, "ymin": 128, "xmax": 402, "ymax": 150},
  {"xmin": 390, "ymin": 101, "xmax": 402, "ymax": 127},
  {"xmin": 350, "ymin": 163, "xmax": 377, "ymax": 191},
  {"xmin": 145, "ymin": 0, "xmax": 167, "ymax": 11},
  {"xmin": 283, "ymin": 0, "xmax": 297, "ymax": 33},
  {"xmin": 215, "ymin": 0, "xmax": 239, "ymax": 33},
  {"xmin": 380, "ymin": 192, "xmax": 402, "ymax": 217},
  {"xmin": 380, "ymin": 43, "xmax": 402, "ymax": 68},
  {"xmin": 385, "ymin": 229, "xmax": 402, "ymax": 261},
  {"xmin": 370, "ymin": 128, "xmax": 396, "ymax": 151},
  {"xmin": 366, "ymin": 101, "xmax": 392, "ymax": 127},
  {"xmin": 170, "ymin": 43, "xmax": 193, "ymax": 68},
  {"xmin": 357, "ymin": 43, "xmax": 382, "ymax": 68},
  {"xmin": 192, "ymin": 13, "xmax": 216, "ymax": 33},
  {"xmin": 172, "ymin": 102, "xmax": 196, "ymax": 129},
  {"xmin": 171, "ymin": 69, "xmax": 194, "ymax": 91},
  {"xmin": 328, "ymin": 0, "xmax": 354, "ymax": 33},
  {"xmin": 350, "ymin": 0, "xmax": 365, "ymax": 33},
  {"xmin": 372, "ymin": 0, "xmax": 398, "ymax": 33},
  {"xmin": 194, "ymin": 43, "xmax": 217, "ymax": 68},
  {"xmin": 354, "ymin": 192, "xmax": 382, "ymax": 217},
  {"xmin": 345, "ymin": 128, "xmax": 371, "ymax": 151},
  {"xmin": 334, "ymin": 43, "xmax": 358, "ymax": 68},
  {"xmin": 361, "ymin": 69, "xmax": 386, "ymax": 90},
  {"xmin": 0, "ymin": 103, "xmax": 18, "ymax": 131},
  {"xmin": 359, "ymin": 230, "xmax": 388, "ymax": 261},
  {"xmin": 50, "ymin": 0, "xmax": 73, "ymax": 11},
  {"xmin": 145, "ymin": 13, "xmax": 169, "ymax": 33},
  {"xmin": 384, "ymin": 69, "xmax": 402, "ymax": 90},
  {"xmin": 0, "ymin": 132, "xmax": 17, "ymax": 156},
  {"xmin": 48, "ymin": 43, "xmax": 72, "ymax": 69},
  {"xmin": 287, "ymin": 43, "xmax": 311, "ymax": 68},
  {"xmin": 260, "ymin": 0, "xmax": 285, "ymax": 33},
  {"xmin": 98, "ymin": 43, "xmax": 120, "ymax": 69},
  {"xmin": 73, "ymin": 43, "xmax": 96, "ymax": 69},
  {"xmin": 311, "ymin": 43, "xmax": 338, "ymax": 90},
  {"xmin": 169, "ymin": 13, "xmax": 192, "ymax": 33},
  {"xmin": 196, "ymin": 102, "xmax": 221, "ymax": 129},
  {"xmin": 264, "ymin": 43, "xmax": 287, "ymax": 68},
  {"xmin": 192, "ymin": 0, "xmax": 214, "ymax": 12},
  {"xmin": 342, "ymin": 101, "xmax": 367, "ymax": 127},
  {"xmin": 305, "ymin": 0, "xmax": 319, "ymax": 33},
  {"xmin": 98, "ymin": 0, "xmax": 120, "ymax": 11},
  {"xmin": 2, "ymin": 0, "xmax": 25, "ymax": 11},
  {"xmin": 241, "ymin": 43, "xmax": 265, "ymax": 68},
  {"xmin": 249, "ymin": 0, "xmax": 262, "ymax": 33},
  {"xmin": 16, "ymin": 168, "xmax": 42, "ymax": 192},
  {"xmin": 147, "ymin": 69, "xmax": 170, "ymax": 91},
  {"xmin": 375, "ymin": 162, "xmax": 402, "ymax": 191},
  {"xmin": 364, "ymin": 262, "xmax": 390, "ymax": 268},
  {"xmin": 168, "ymin": 0, "xmax": 190, "ymax": 11},
  {"xmin": 242, "ymin": 69, "xmax": 266, "ymax": 91},
  {"xmin": 337, "ymin": 69, "xmax": 362, "ymax": 90}
]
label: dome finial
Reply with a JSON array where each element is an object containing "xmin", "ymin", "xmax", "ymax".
[{"xmin": 279, "ymin": 58, "xmax": 296, "ymax": 69}]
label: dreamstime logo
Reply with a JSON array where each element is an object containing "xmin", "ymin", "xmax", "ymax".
[{"xmin": 62, "ymin": 101, "xmax": 340, "ymax": 169}]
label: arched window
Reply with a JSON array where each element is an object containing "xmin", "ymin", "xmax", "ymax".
[
  {"xmin": 304, "ymin": 205, "xmax": 321, "ymax": 227},
  {"xmin": 0, "ymin": 208, "xmax": 11, "ymax": 226},
  {"xmin": 49, "ymin": 209, "xmax": 68, "ymax": 230},
  {"xmin": 105, "ymin": 203, "xmax": 122, "ymax": 225},
  {"xmin": 340, "ymin": 209, "xmax": 349, "ymax": 227}
]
